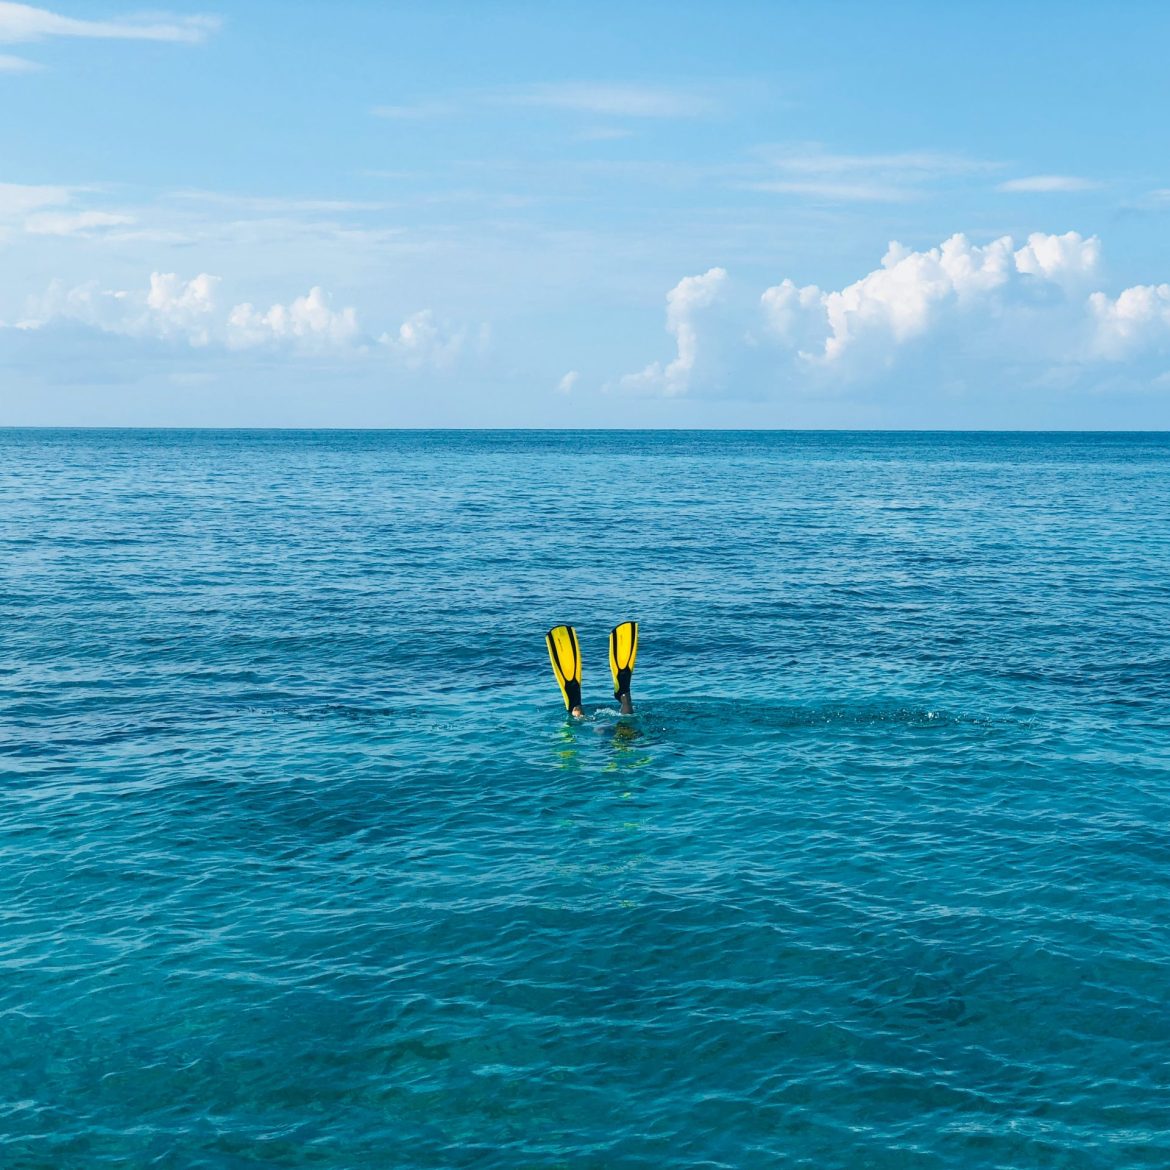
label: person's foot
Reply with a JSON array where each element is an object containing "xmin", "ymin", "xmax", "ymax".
[{"xmin": 618, "ymin": 693, "xmax": 633, "ymax": 715}]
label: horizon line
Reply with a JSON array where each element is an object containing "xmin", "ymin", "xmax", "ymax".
[{"xmin": 2, "ymin": 425, "xmax": 1169, "ymax": 435}]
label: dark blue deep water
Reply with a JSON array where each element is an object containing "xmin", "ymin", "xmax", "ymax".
[{"xmin": 2, "ymin": 429, "xmax": 1169, "ymax": 1169}]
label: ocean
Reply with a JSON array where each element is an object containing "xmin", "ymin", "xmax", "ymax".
[{"xmin": 2, "ymin": 429, "xmax": 1168, "ymax": 1168}]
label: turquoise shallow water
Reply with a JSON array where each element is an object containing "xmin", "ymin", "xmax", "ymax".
[{"xmin": 2, "ymin": 429, "xmax": 1169, "ymax": 1169}]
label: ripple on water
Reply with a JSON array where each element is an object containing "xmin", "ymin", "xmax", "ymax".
[{"xmin": 2, "ymin": 429, "xmax": 1169, "ymax": 1168}]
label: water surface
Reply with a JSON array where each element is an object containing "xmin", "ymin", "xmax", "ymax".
[{"xmin": 2, "ymin": 430, "xmax": 1168, "ymax": 1168}]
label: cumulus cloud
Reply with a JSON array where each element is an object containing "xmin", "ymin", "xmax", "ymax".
[
  {"xmin": 619, "ymin": 267, "xmax": 728, "ymax": 396},
  {"xmin": 227, "ymin": 288, "xmax": 359, "ymax": 350},
  {"xmin": 144, "ymin": 272, "xmax": 219, "ymax": 341},
  {"xmin": 556, "ymin": 370, "xmax": 579, "ymax": 395},
  {"xmin": 10, "ymin": 271, "xmax": 482, "ymax": 370},
  {"xmin": 0, "ymin": 2, "xmax": 218, "ymax": 45},
  {"xmin": 762, "ymin": 232, "xmax": 1100, "ymax": 366},
  {"xmin": 379, "ymin": 309, "xmax": 480, "ymax": 369},
  {"xmin": 21, "ymin": 272, "xmax": 221, "ymax": 343},
  {"xmin": 1089, "ymin": 284, "xmax": 1170, "ymax": 359},
  {"xmin": 619, "ymin": 231, "xmax": 1170, "ymax": 398},
  {"xmin": 1014, "ymin": 231, "xmax": 1101, "ymax": 282}
]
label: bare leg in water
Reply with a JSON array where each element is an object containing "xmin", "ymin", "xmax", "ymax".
[{"xmin": 572, "ymin": 692, "xmax": 631, "ymax": 717}]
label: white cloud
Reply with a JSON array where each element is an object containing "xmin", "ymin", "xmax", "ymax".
[
  {"xmin": 0, "ymin": 49, "xmax": 36, "ymax": 68},
  {"xmin": 11, "ymin": 271, "xmax": 484, "ymax": 371},
  {"xmin": 556, "ymin": 370, "xmax": 579, "ymax": 394},
  {"xmin": 745, "ymin": 147, "xmax": 994, "ymax": 202},
  {"xmin": 998, "ymin": 175, "xmax": 1101, "ymax": 193},
  {"xmin": 21, "ymin": 271, "xmax": 221, "ymax": 342},
  {"xmin": 169, "ymin": 190, "xmax": 389, "ymax": 214},
  {"xmin": 0, "ymin": 183, "xmax": 140, "ymax": 240},
  {"xmin": 379, "ymin": 309, "xmax": 470, "ymax": 369},
  {"xmin": 1121, "ymin": 189, "xmax": 1170, "ymax": 214},
  {"xmin": 144, "ymin": 272, "xmax": 220, "ymax": 343},
  {"xmin": 17, "ymin": 279, "xmax": 119, "ymax": 331},
  {"xmin": 746, "ymin": 179, "xmax": 911, "ymax": 203},
  {"xmin": 18, "ymin": 272, "xmax": 350, "ymax": 350},
  {"xmin": 1089, "ymin": 284, "xmax": 1170, "ymax": 359},
  {"xmin": 619, "ymin": 267, "xmax": 727, "ymax": 396},
  {"xmin": 371, "ymin": 83, "xmax": 715, "ymax": 124},
  {"xmin": 619, "ymin": 231, "xmax": 1170, "ymax": 398},
  {"xmin": 508, "ymin": 82, "xmax": 713, "ymax": 118},
  {"xmin": 760, "ymin": 232, "xmax": 1099, "ymax": 366},
  {"xmin": 0, "ymin": 181, "xmax": 71, "ymax": 216},
  {"xmin": 0, "ymin": 2, "xmax": 218, "ymax": 44},
  {"xmin": 227, "ymin": 287, "xmax": 359, "ymax": 350},
  {"xmin": 758, "ymin": 149, "xmax": 985, "ymax": 177},
  {"xmin": 25, "ymin": 209, "xmax": 135, "ymax": 235},
  {"xmin": 1013, "ymin": 231, "xmax": 1100, "ymax": 282}
]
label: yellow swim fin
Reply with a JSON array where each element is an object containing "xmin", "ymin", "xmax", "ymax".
[
  {"xmin": 546, "ymin": 625, "xmax": 582, "ymax": 711},
  {"xmin": 609, "ymin": 621, "xmax": 638, "ymax": 700}
]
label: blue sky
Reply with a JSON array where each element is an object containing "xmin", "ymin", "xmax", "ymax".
[{"xmin": 4, "ymin": 0, "xmax": 1170, "ymax": 427}]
